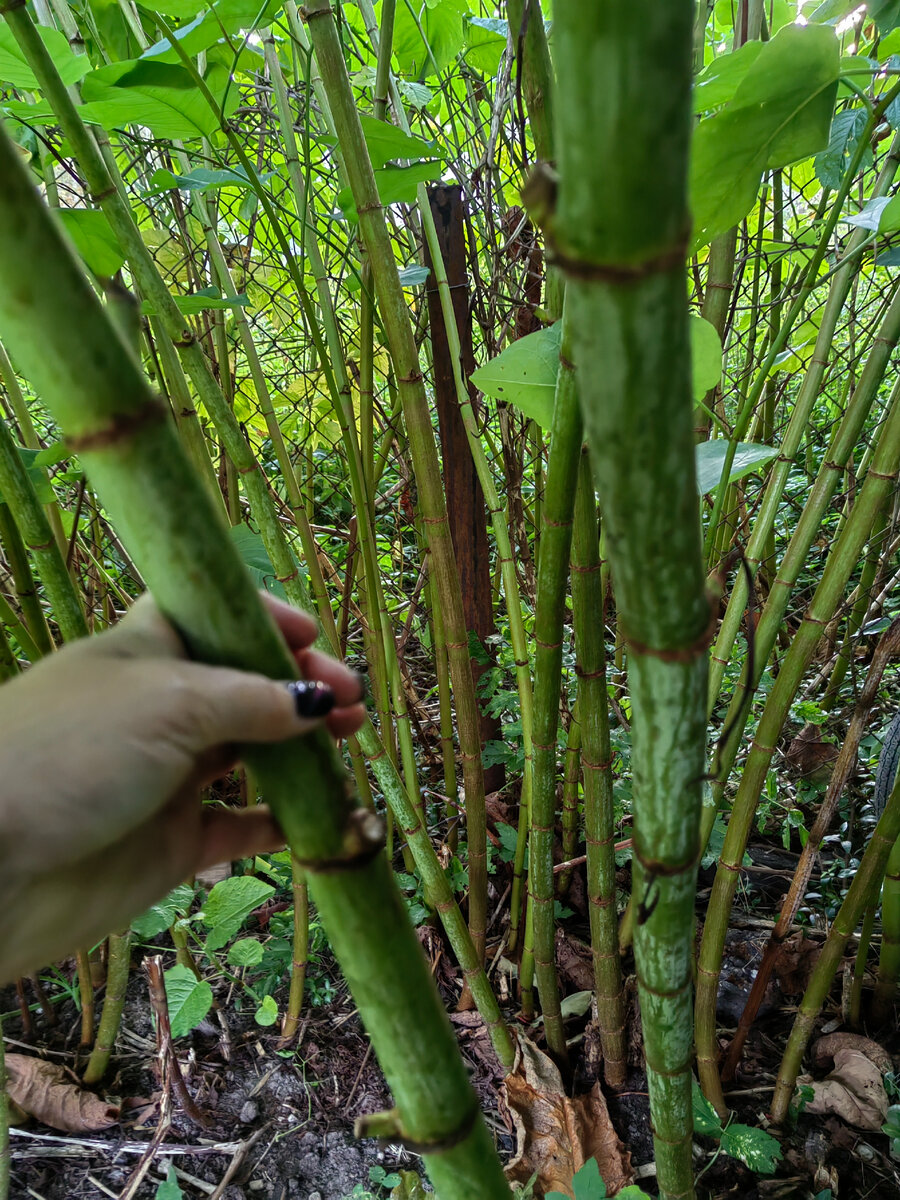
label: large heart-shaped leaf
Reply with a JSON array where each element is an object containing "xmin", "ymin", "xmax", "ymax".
[
  {"xmin": 469, "ymin": 323, "xmax": 561, "ymax": 429},
  {"xmin": 691, "ymin": 24, "xmax": 839, "ymax": 248},
  {"xmin": 80, "ymin": 60, "xmax": 236, "ymax": 140}
]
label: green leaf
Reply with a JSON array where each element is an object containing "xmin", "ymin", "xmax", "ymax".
[
  {"xmin": 359, "ymin": 114, "xmax": 441, "ymax": 168},
  {"xmin": 201, "ymin": 875, "xmax": 274, "ymax": 951},
  {"xmin": 144, "ymin": 165, "xmax": 278, "ymax": 195},
  {"xmin": 615, "ymin": 1189, "xmax": 653, "ymax": 1199},
  {"xmin": 469, "ymin": 322, "xmax": 561, "ymax": 428},
  {"xmin": 254, "ymin": 994, "xmax": 278, "ymax": 1026},
  {"xmin": 141, "ymin": 288, "xmax": 249, "ymax": 316},
  {"xmin": 841, "ymin": 196, "xmax": 892, "ymax": 232},
  {"xmin": 693, "ymin": 40, "xmax": 764, "ymax": 112},
  {"xmin": 691, "ymin": 24, "xmax": 840, "ymax": 248},
  {"xmin": 154, "ymin": 1162, "xmax": 186, "ymax": 1199},
  {"xmin": 0, "ymin": 446, "xmax": 55, "ymax": 505},
  {"xmin": 398, "ymin": 265, "xmax": 431, "ymax": 287},
  {"xmin": 720, "ymin": 1123, "xmax": 783, "ymax": 1174},
  {"xmin": 462, "ymin": 16, "xmax": 506, "ymax": 75},
  {"xmin": 390, "ymin": 1170, "xmax": 429, "ymax": 1200},
  {"xmin": 0, "ymin": 24, "xmax": 90, "ymax": 89},
  {"xmin": 131, "ymin": 883, "xmax": 195, "ymax": 938},
  {"xmin": 141, "ymin": 0, "xmax": 283, "ymax": 61},
  {"xmin": 227, "ymin": 937, "xmax": 265, "ymax": 967},
  {"xmin": 869, "ymin": 0, "xmax": 900, "ymax": 34},
  {"xmin": 692, "ymin": 1080, "xmax": 724, "ymax": 1137},
  {"xmin": 393, "ymin": 0, "xmax": 470, "ymax": 78},
  {"xmin": 547, "ymin": 1157, "xmax": 607, "ymax": 1200},
  {"xmin": 560, "ymin": 990, "xmax": 593, "ymax": 1020},
  {"xmin": 690, "ymin": 314, "xmax": 723, "ymax": 400},
  {"xmin": 164, "ymin": 964, "xmax": 213, "ymax": 1037},
  {"xmin": 695, "ymin": 440, "xmax": 779, "ymax": 495},
  {"xmin": 338, "ymin": 161, "xmax": 444, "ymax": 222},
  {"xmin": 57, "ymin": 209, "xmax": 126, "ymax": 278},
  {"xmin": 228, "ymin": 524, "xmax": 301, "ymax": 599},
  {"xmin": 80, "ymin": 60, "xmax": 237, "ymax": 141},
  {"xmin": 814, "ymin": 107, "xmax": 869, "ymax": 190}
]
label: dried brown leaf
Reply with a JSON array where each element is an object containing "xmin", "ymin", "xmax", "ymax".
[
  {"xmin": 5, "ymin": 1054, "xmax": 119, "ymax": 1133},
  {"xmin": 803, "ymin": 1035, "xmax": 890, "ymax": 1130},
  {"xmin": 503, "ymin": 1038, "xmax": 631, "ymax": 1197}
]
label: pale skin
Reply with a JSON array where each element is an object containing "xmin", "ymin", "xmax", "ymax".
[{"xmin": 0, "ymin": 593, "xmax": 366, "ymax": 982}]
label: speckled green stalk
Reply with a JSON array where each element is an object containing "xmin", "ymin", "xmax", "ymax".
[{"xmin": 552, "ymin": 7, "xmax": 707, "ymax": 1196}]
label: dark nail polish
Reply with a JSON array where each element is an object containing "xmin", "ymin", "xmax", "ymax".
[{"xmin": 288, "ymin": 680, "xmax": 335, "ymax": 718}]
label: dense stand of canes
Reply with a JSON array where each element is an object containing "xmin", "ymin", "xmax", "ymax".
[{"xmin": 0, "ymin": 126, "xmax": 511, "ymax": 1200}]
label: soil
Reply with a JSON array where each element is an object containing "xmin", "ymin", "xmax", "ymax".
[{"xmin": 4, "ymin": 842, "xmax": 900, "ymax": 1200}]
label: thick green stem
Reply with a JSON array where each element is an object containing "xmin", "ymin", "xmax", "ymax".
[
  {"xmin": 82, "ymin": 931, "xmax": 132, "ymax": 1084},
  {"xmin": 529, "ymin": 310, "xmax": 581, "ymax": 1064},
  {"xmin": 553, "ymin": 7, "xmax": 707, "ymax": 1196},
  {"xmin": 572, "ymin": 450, "xmax": 625, "ymax": 1088}
]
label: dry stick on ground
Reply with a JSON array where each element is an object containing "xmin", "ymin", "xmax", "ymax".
[
  {"xmin": 143, "ymin": 957, "xmax": 208, "ymax": 1129},
  {"xmin": 721, "ymin": 616, "xmax": 900, "ymax": 1083}
]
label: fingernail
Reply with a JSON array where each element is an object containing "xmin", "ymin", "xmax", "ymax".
[{"xmin": 287, "ymin": 680, "xmax": 335, "ymax": 718}]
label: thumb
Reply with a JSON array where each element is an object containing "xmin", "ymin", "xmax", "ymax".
[{"xmin": 176, "ymin": 661, "xmax": 335, "ymax": 749}]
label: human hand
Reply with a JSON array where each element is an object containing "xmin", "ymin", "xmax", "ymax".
[{"xmin": 0, "ymin": 593, "xmax": 365, "ymax": 981}]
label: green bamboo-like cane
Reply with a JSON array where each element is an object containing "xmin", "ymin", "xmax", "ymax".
[
  {"xmin": 0, "ymin": 502, "xmax": 53, "ymax": 657},
  {"xmin": 0, "ymin": 588, "xmax": 40, "ymax": 666},
  {"xmin": 850, "ymin": 901, "xmax": 877, "ymax": 1029},
  {"xmin": 506, "ymin": 0, "xmax": 554, "ymax": 163},
  {"xmin": 770, "ymin": 766, "xmax": 900, "ymax": 1123},
  {"xmin": 700, "ymin": 279, "xmax": 900, "ymax": 851},
  {"xmin": 281, "ymin": 857, "xmax": 309, "ymax": 1042},
  {"xmin": 552, "ymin": 7, "xmax": 708, "ymax": 1196},
  {"xmin": 0, "ymin": 417, "xmax": 87, "ymax": 642},
  {"xmin": 82, "ymin": 931, "xmax": 132, "ymax": 1084},
  {"xmin": 572, "ymin": 449, "xmax": 626, "ymax": 1088},
  {"xmin": 557, "ymin": 702, "xmax": 582, "ymax": 896},
  {"xmin": 706, "ymin": 130, "xmax": 900, "ymax": 711},
  {"xmin": 821, "ymin": 505, "xmax": 889, "ymax": 710},
  {"xmin": 869, "ymin": 831, "xmax": 900, "ymax": 1026},
  {"xmin": 528, "ymin": 309, "xmax": 582, "ymax": 1062},
  {"xmin": 0, "ymin": 128, "xmax": 510, "ymax": 1200},
  {"xmin": 303, "ymin": 0, "xmax": 490, "ymax": 965},
  {"xmin": 696, "ymin": 373, "xmax": 900, "ymax": 1115},
  {"xmin": 694, "ymin": 229, "xmax": 737, "ymax": 441},
  {"xmin": 0, "ymin": 341, "xmax": 68, "ymax": 554}
]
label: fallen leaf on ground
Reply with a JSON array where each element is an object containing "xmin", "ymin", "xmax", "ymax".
[
  {"xmin": 803, "ymin": 1034, "xmax": 891, "ymax": 1130},
  {"xmin": 5, "ymin": 1054, "xmax": 119, "ymax": 1132},
  {"xmin": 502, "ymin": 1037, "xmax": 632, "ymax": 1196}
]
